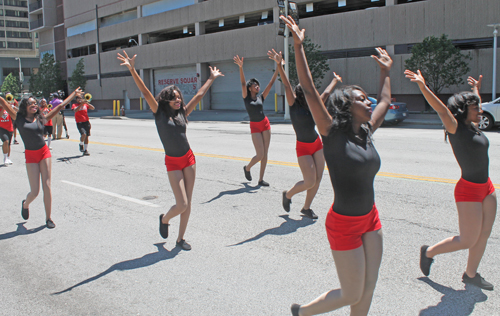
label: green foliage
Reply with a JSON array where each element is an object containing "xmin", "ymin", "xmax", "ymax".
[
  {"xmin": 287, "ymin": 36, "xmax": 330, "ymax": 89},
  {"xmin": 405, "ymin": 34, "xmax": 471, "ymax": 94},
  {"xmin": 29, "ymin": 53, "xmax": 64, "ymax": 98},
  {"xmin": 69, "ymin": 58, "xmax": 87, "ymax": 91},
  {"xmin": 1, "ymin": 73, "xmax": 21, "ymax": 95}
]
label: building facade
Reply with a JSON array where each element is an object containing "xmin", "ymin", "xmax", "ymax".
[
  {"xmin": 0, "ymin": 0, "xmax": 40, "ymax": 93},
  {"xmin": 59, "ymin": 0, "xmax": 500, "ymax": 111}
]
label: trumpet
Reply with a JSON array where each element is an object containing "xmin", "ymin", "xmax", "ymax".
[
  {"xmin": 6, "ymin": 93, "xmax": 14, "ymax": 102},
  {"xmin": 84, "ymin": 93, "xmax": 92, "ymax": 102}
]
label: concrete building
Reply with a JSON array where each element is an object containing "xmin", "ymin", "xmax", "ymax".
[
  {"xmin": 59, "ymin": 0, "xmax": 498, "ymax": 111},
  {"xmin": 0, "ymin": 0, "xmax": 40, "ymax": 93}
]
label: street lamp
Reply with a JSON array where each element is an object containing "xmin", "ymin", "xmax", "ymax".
[
  {"xmin": 488, "ymin": 23, "xmax": 500, "ymax": 100},
  {"xmin": 14, "ymin": 57, "xmax": 24, "ymax": 83}
]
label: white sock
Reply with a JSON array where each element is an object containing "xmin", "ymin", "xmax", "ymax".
[
  {"xmin": 84, "ymin": 144, "xmax": 88, "ymax": 151},
  {"xmin": 80, "ymin": 142, "xmax": 84, "ymax": 146},
  {"xmin": 3, "ymin": 153, "xmax": 7, "ymax": 162},
  {"xmin": 47, "ymin": 136, "xmax": 52, "ymax": 147}
]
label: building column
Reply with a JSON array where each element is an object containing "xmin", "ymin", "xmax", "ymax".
[
  {"xmin": 385, "ymin": 44, "xmax": 395, "ymax": 56},
  {"xmin": 195, "ymin": 22, "xmax": 205, "ymax": 36},
  {"xmin": 385, "ymin": 0, "xmax": 396, "ymax": 6},
  {"xmin": 196, "ymin": 63, "xmax": 210, "ymax": 110}
]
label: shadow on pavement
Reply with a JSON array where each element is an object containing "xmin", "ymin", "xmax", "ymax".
[
  {"xmin": 202, "ymin": 183, "xmax": 260, "ymax": 204},
  {"xmin": 228, "ymin": 214, "xmax": 316, "ymax": 247},
  {"xmin": 52, "ymin": 243, "xmax": 181, "ymax": 295},
  {"xmin": 0, "ymin": 223, "xmax": 45, "ymax": 240},
  {"xmin": 56, "ymin": 155, "xmax": 84, "ymax": 163},
  {"xmin": 418, "ymin": 277, "xmax": 488, "ymax": 316}
]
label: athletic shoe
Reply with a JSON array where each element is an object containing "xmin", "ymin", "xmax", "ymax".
[
  {"xmin": 66, "ymin": 134, "xmax": 70, "ymax": 139},
  {"xmin": 49, "ymin": 147, "xmax": 53, "ymax": 150},
  {"xmin": 282, "ymin": 191, "xmax": 291, "ymax": 212},
  {"xmin": 258, "ymin": 180, "xmax": 269, "ymax": 187},
  {"xmin": 176, "ymin": 239, "xmax": 192, "ymax": 251},
  {"xmin": 83, "ymin": 150, "xmax": 90, "ymax": 156},
  {"xmin": 243, "ymin": 165, "xmax": 252, "ymax": 181},
  {"xmin": 46, "ymin": 219, "xmax": 56, "ymax": 229},
  {"xmin": 13, "ymin": 140, "xmax": 19, "ymax": 144},
  {"xmin": 21, "ymin": 200, "xmax": 29, "ymax": 220},
  {"xmin": 291, "ymin": 304, "xmax": 300, "ymax": 316},
  {"xmin": 301, "ymin": 208, "xmax": 318, "ymax": 219},
  {"xmin": 420, "ymin": 245, "xmax": 434, "ymax": 276},
  {"xmin": 462, "ymin": 272, "xmax": 494, "ymax": 291},
  {"xmin": 159, "ymin": 214, "xmax": 169, "ymax": 239},
  {"xmin": 79, "ymin": 144, "xmax": 84, "ymax": 152},
  {"xmin": 5, "ymin": 158, "xmax": 13, "ymax": 165}
]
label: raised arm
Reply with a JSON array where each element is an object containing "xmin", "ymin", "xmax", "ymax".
[
  {"xmin": 405, "ymin": 69, "xmax": 457, "ymax": 133},
  {"xmin": 268, "ymin": 49, "xmax": 295, "ymax": 106},
  {"xmin": 117, "ymin": 50, "xmax": 159, "ymax": 113},
  {"xmin": 368, "ymin": 48, "xmax": 393, "ymax": 132},
  {"xmin": 468, "ymin": 75, "xmax": 482, "ymax": 104},
  {"xmin": 320, "ymin": 72, "xmax": 342, "ymax": 104},
  {"xmin": 281, "ymin": 15, "xmax": 332, "ymax": 136},
  {"xmin": 261, "ymin": 62, "xmax": 280, "ymax": 100},
  {"xmin": 185, "ymin": 66, "xmax": 224, "ymax": 115},
  {"xmin": 46, "ymin": 88, "xmax": 82, "ymax": 121},
  {"xmin": 0, "ymin": 96, "xmax": 17, "ymax": 120},
  {"xmin": 234, "ymin": 55, "xmax": 247, "ymax": 99}
]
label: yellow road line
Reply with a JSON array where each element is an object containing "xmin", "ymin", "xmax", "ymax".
[{"xmin": 66, "ymin": 139, "xmax": 500, "ymax": 189}]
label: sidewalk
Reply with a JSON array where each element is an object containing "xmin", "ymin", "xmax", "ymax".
[{"xmin": 63, "ymin": 109, "xmax": 443, "ymax": 126}]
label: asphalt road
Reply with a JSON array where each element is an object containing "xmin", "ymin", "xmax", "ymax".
[{"xmin": 1, "ymin": 116, "xmax": 499, "ymax": 315}]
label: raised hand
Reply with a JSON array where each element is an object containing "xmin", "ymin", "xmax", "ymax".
[
  {"xmin": 468, "ymin": 75, "xmax": 482, "ymax": 91},
  {"xmin": 371, "ymin": 47, "xmax": 392, "ymax": 70},
  {"xmin": 404, "ymin": 69, "xmax": 426, "ymax": 86},
  {"xmin": 233, "ymin": 55, "xmax": 244, "ymax": 68},
  {"xmin": 280, "ymin": 15, "xmax": 305, "ymax": 44},
  {"xmin": 74, "ymin": 88, "xmax": 83, "ymax": 98},
  {"xmin": 333, "ymin": 72, "xmax": 342, "ymax": 83},
  {"xmin": 209, "ymin": 66, "xmax": 224, "ymax": 79},
  {"xmin": 267, "ymin": 49, "xmax": 283, "ymax": 64},
  {"xmin": 117, "ymin": 50, "xmax": 136, "ymax": 70}
]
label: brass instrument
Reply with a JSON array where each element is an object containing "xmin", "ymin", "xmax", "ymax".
[
  {"xmin": 84, "ymin": 93, "xmax": 92, "ymax": 102},
  {"xmin": 6, "ymin": 93, "xmax": 14, "ymax": 102}
]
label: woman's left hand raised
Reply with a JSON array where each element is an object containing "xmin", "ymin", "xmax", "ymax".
[
  {"xmin": 209, "ymin": 66, "xmax": 224, "ymax": 79},
  {"xmin": 372, "ymin": 47, "xmax": 392, "ymax": 71}
]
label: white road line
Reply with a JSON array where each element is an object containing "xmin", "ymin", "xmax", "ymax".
[{"xmin": 61, "ymin": 180, "xmax": 161, "ymax": 208}]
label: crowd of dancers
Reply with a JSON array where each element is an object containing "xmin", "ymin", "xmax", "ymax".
[{"xmin": 1, "ymin": 15, "xmax": 496, "ymax": 315}]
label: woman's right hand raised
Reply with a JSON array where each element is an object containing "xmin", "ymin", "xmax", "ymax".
[
  {"xmin": 117, "ymin": 50, "xmax": 136, "ymax": 70},
  {"xmin": 233, "ymin": 55, "xmax": 244, "ymax": 68},
  {"xmin": 404, "ymin": 69, "xmax": 426, "ymax": 86},
  {"xmin": 280, "ymin": 15, "xmax": 305, "ymax": 45},
  {"xmin": 267, "ymin": 49, "xmax": 283, "ymax": 64}
]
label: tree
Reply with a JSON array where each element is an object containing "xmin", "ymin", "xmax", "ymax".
[
  {"xmin": 1, "ymin": 73, "xmax": 21, "ymax": 95},
  {"xmin": 69, "ymin": 58, "xmax": 87, "ymax": 91},
  {"xmin": 29, "ymin": 53, "xmax": 64, "ymax": 98},
  {"xmin": 405, "ymin": 34, "xmax": 471, "ymax": 95},
  {"xmin": 287, "ymin": 36, "xmax": 330, "ymax": 89}
]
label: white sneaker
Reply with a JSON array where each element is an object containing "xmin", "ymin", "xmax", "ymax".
[{"xmin": 6, "ymin": 158, "xmax": 13, "ymax": 165}]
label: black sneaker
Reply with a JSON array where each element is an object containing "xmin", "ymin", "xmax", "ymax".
[
  {"xmin": 243, "ymin": 166, "xmax": 252, "ymax": 181},
  {"xmin": 462, "ymin": 272, "xmax": 494, "ymax": 291},
  {"xmin": 301, "ymin": 208, "xmax": 318, "ymax": 219},
  {"xmin": 46, "ymin": 219, "xmax": 56, "ymax": 229},
  {"xmin": 159, "ymin": 214, "xmax": 169, "ymax": 239},
  {"xmin": 258, "ymin": 180, "xmax": 269, "ymax": 187},
  {"xmin": 282, "ymin": 191, "xmax": 291, "ymax": 212},
  {"xmin": 79, "ymin": 144, "xmax": 84, "ymax": 152},
  {"xmin": 83, "ymin": 150, "xmax": 90, "ymax": 156},
  {"xmin": 291, "ymin": 304, "xmax": 300, "ymax": 316},
  {"xmin": 176, "ymin": 239, "xmax": 192, "ymax": 251},
  {"xmin": 14, "ymin": 140, "xmax": 19, "ymax": 144},
  {"xmin": 420, "ymin": 245, "xmax": 434, "ymax": 276},
  {"xmin": 21, "ymin": 200, "xmax": 29, "ymax": 220}
]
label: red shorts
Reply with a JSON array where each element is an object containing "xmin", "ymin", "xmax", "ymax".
[
  {"xmin": 325, "ymin": 204, "xmax": 382, "ymax": 251},
  {"xmin": 454, "ymin": 177, "xmax": 495, "ymax": 202},
  {"xmin": 250, "ymin": 117, "xmax": 271, "ymax": 133},
  {"xmin": 165, "ymin": 149, "xmax": 196, "ymax": 172},
  {"xmin": 25, "ymin": 145, "xmax": 52, "ymax": 164},
  {"xmin": 296, "ymin": 136, "xmax": 323, "ymax": 157}
]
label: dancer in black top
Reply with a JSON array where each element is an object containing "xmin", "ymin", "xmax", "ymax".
[
  {"xmin": 405, "ymin": 70, "xmax": 496, "ymax": 291},
  {"xmin": 118, "ymin": 51, "xmax": 223, "ymax": 250},
  {"xmin": 234, "ymin": 55, "xmax": 279, "ymax": 186},
  {"xmin": 268, "ymin": 49, "xmax": 341, "ymax": 219},
  {"xmin": 0, "ymin": 89, "xmax": 81, "ymax": 229},
  {"xmin": 281, "ymin": 16, "xmax": 392, "ymax": 316}
]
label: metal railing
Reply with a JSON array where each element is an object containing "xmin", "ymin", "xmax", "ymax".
[
  {"xmin": 29, "ymin": 18, "xmax": 43, "ymax": 30},
  {"xmin": 29, "ymin": 0, "xmax": 42, "ymax": 12}
]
